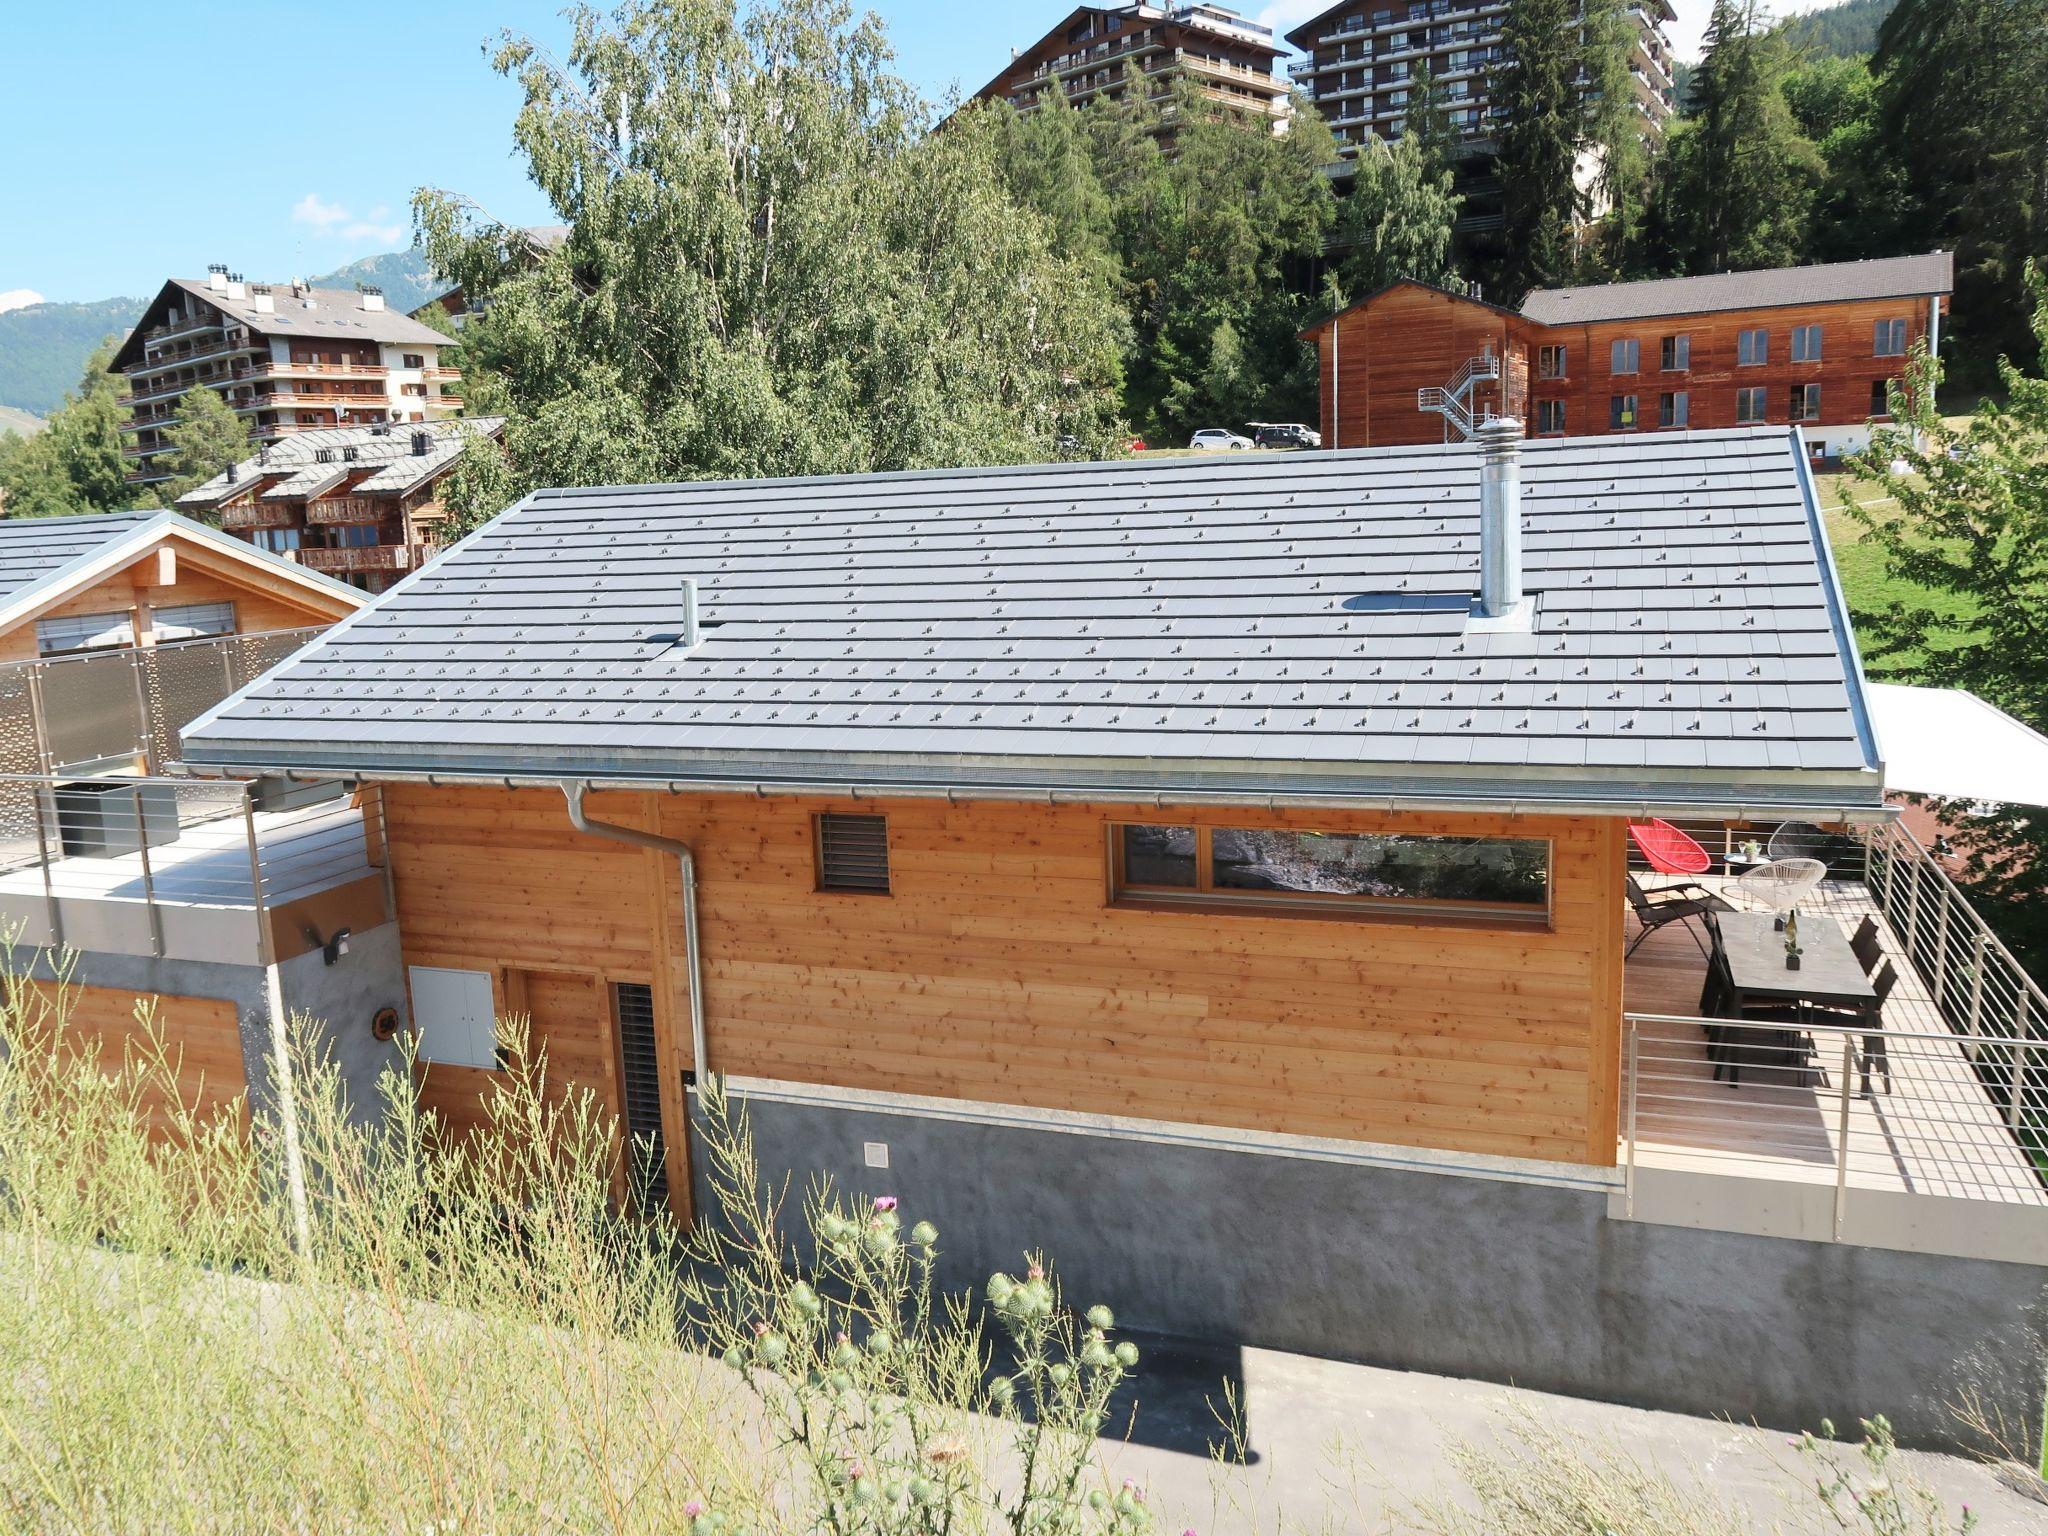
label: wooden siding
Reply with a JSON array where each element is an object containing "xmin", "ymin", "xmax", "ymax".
[
  {"xmin": 0, "ymin": 531, "xmax": 356, "ymax": 662},
  {"xmin": 1526, "ymin": 294, "xmax": 1944, "ymax": 442},
  {"xmin": 26, "ymin": 982, "xmax": 247, "ymax": 1138},
  {"xmin": 383, "ymin": 784, "xmax": 1628, "ymax": 1171},
  {"xmin": 1314, "ymin": 283, "xmax": 1947, "ymax": 450},
  {"xmin": 1316, "ymin": 284, "xmax": 1537, "ymax": 450}
]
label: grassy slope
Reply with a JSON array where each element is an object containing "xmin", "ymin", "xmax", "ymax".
[{"xmin": 0, "ymin": 405, "xmax": 42, "ymax": 437}]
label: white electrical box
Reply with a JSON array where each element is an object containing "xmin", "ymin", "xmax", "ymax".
[
  {"xmin": 407, "ymin": 966, "xmax": 498, "ymax": 1070},
  {"xmin": 863, "ymin": 1142, "xmax": 889, "ymax": 1169}
]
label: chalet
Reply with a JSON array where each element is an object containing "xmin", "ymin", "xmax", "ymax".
[
  {"xmin": 6, "ymin": 427, "xmax": 2032, "ymax": 1447},
  {"xmin": 1305, "ymin": 253, "xmax": 1955, "ymax": 461},
  {"xmin": 0, "ymin": 510, "xmax": 360, "ymax": 668},
  {"xmin": 176, "ymin": 418, "xmax": 507, "ymax": 594}
]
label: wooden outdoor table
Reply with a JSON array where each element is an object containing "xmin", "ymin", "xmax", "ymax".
[{"xmin": 1712, "ymin": 911, "xmax": 1879, "ymax": 1088}]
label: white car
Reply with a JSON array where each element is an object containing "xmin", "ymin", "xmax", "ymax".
[{"xmin": 1190, "ymin": 428, "xmax": 1253, "ymax": 451}]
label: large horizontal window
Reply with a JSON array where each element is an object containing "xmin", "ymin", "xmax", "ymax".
[{"xmin": 1111, "ymin": 824, "xmax": 1550, "ymax": 924}]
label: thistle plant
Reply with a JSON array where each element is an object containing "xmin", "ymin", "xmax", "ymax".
[{"xmin": 679, "ymin": 1079, "xmax": 1154, "ymax": 1536}]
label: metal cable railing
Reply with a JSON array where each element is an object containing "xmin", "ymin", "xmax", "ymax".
[
  {"xmin": 0, "ymin": 773, "xmax": 391, "ymax": 963},
  {"xmin": 1624, "ymin": 1013, "xmax": 2048, "ymax": 1236}
]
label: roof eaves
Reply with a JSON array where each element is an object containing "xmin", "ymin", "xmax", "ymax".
[
  {"xmin": 1299, "ymin": 276, "xmax": 1525, "ymax": 340},
  {"xmin": 1791, "ymin": 427, "xmax": 1883, "ymax": 775}
]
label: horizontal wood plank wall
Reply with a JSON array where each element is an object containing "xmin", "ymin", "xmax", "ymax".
[
  {"xmin": 27, "ymin": 982, "xmax": 248, "ymax": 1137},
  {"xmin": 383, "ymin": 784, "xmax": 1625, "ymax": 1168},
  {"xmin": 1321, "ymin": 286, "xmax": 1537, "ymax": 451},
  {"xmin": 1526, "ymin": 294, "xmax": 1941, "ymax": 441}
]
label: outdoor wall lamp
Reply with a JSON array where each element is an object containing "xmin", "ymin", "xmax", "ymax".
[{"xmin": 304, "ymin": 924, "xmax": 353, "ymax": 966}]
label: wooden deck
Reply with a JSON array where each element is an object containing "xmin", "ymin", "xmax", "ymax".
[{"xmin": 1623, "ymin": 876, "xmax": 2048, "ymax": 1207}]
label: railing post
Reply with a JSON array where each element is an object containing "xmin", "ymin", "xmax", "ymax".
[
  {"xmin": 127, "ymin": 649, "xmax": 155, "ymax": 773},
  {"xmin": 24, "ymin": 664, "xmax": 52, "ymax": 775},
  {"xmin": 130, "ymin": 785, "xmax": 163, "ymax": 959},
  {"xmin": 2009, "ymin": 994, "xmax": 2034, "ymax": 1134},
  {"xmin": 1965, "ymin": 930, "xmax": 1989, "ymax": 1060},
  {"xmin": 31, "ymin": 783, "xmax": 63, "ymax": 952},
  {"xmin": 1932, "ymin": 886, "xmax": 1953, "ymax": 1019},
  {"xmin": 1905, "ymin": 846, "xmax": 1926, "ymax": 967},
  {"xmin": 1625, "ymin": 1017, "xmax": 1639, "ymax": 1220},
  {"xmin": 1833, "ymin": 1033, "xmax": 1855, "ymax": 1241}
]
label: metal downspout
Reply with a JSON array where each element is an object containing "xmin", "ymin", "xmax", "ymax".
[{"xmin": 560, "ymin": 781, "xmax": 707, "ymax": 1083}]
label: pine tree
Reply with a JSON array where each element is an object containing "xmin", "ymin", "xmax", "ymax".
[
  {"xmin": 1652, "ymin": 0, "xmax": 1820, "ymax": 273},
  {"xmin": 158, "ymin": 383, "xmax": 252, "ymax": 507},
  {"xmin": 1493, "ymin": 0, "xmax": 1587, "ymax": 300},
  {"xmin": 1874, "ymin": 0, "xmax": 2048, "ymax": 383},
  {"xmin": 1405, "ymin": 62, "xmax": 1456, "ymax": 181},
  {"xmin": 1575, "ymin": 0, "xmax": 1649, "ymax": 278}
]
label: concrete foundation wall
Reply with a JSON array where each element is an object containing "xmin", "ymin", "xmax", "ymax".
[{"xmin": 702, "ymin": 1084, "xmax": 2048, "ymax": 1451}]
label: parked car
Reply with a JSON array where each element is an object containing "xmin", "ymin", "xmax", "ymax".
[
  {"xmin": 1253, "ymin": 422, "xmax": 1322, "ymax": 450},
  {"xmin": 1127, "ymin": 436, "xmax": 1148, "ymax": 453},
  {"xmin": 1189, "ymin": 428, "xmax": 1252, "ymax": 451}
]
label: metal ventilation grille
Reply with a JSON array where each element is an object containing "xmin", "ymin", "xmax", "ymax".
[
  {"xmin": 611, "ymin": 982, "xmax": 669, "ymax": 1213},
  {"xmin": 817, "ymin": 813, "xmax": 890, "ymax": 892}
]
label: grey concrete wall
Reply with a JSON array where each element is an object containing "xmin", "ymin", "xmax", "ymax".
[
  {"xmin": 698, "ymin": 1087, "xmax": 2048, "ymax": 1452},
  {"xmin": 271, "ymin": 920, "xmax": 410, "ymax": 1127},
  {"xmin": 23, "ymin": 922, "xmax": 410, "ymax": 1127}
]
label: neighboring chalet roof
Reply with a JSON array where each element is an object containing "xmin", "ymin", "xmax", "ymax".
[
  {"xmin": 0, "ymin": 510, "xmax": 363, "ymax": 638},
  {"xmin": 1298, "ymin": 277, "xmax": 1523, "ymax": 340},
  {"xmin": 180, "ymin": 428, "xmax": 1883, "ymax": 817},
  {"xmin": 110, "ymin": 278, "xmax": 453, "ymax": 372},
  {"xmin": 176, "ymin": 418, "xmax": 508, "ymax": 512},
  {"xmin": 410, "ymin": 226, "xmax": 572, "ymax": 318},
  {"xmin": 1521, "ymin": 252, "xmax": 1954, "ymax": 326}
]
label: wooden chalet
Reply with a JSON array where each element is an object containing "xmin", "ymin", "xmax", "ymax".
[{"xmin": 62, "ymin": 427, "xmax": 2043, "ymax": 1443}]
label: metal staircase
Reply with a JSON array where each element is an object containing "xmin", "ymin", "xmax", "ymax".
[{"xmin": 1417, "ymin": 348, "xmax": 1501, "ymax": 441}]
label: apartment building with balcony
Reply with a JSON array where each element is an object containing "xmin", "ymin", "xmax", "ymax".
[
  {"xmin": 176, "ymin": 418, "xmax": 507, "ymax": 594},
  {"xmin": 1287, "ymin": 0, "xmax": 1677, "ymax": 234},
  {"xmin": 110, "ymin": 266, "xmax": 465, "ymax": 491},
  {"xmin": 969, "ymin": 3, "xmax": 1290, "ymax": 136}
]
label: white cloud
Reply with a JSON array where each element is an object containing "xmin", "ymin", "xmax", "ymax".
[
  {"xmin": 0, "ymin": 289, "xmax": 43, "ymax": 315},
  {"xmin": 292, "ymin": 193, "xmax": 351, "ymax": 231}
]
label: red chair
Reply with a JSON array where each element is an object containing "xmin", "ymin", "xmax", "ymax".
[{"xmin": 1627, "ymin": 818, "xmax": 1712, "ymax": 876}]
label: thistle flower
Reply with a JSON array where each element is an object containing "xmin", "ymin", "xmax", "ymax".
[
  {"xmin": 788, "ymin": 1281, "xmax": 821, "ymax": 1316},
  {"xmin": 1087, "ymin": 1304, "xmax": 1115, "ymax": 1329},
  {"xmin": 926, "ymin": 1435, "xmax": 970, "ymax": 1465},
  {"xmin": 873, "ymin": 1195, "xmax": 898, "ymax": 1212},
  {"xmin": 684, "ymin": 1500, "xmax": 704, "ymax": 1519},
  {"xmin": 911, "ymin": 1219, "xmax": 938, "ymax": 1247},
  {"xmin": 1114, "ymin": 1341, "xmax": 1140, "ymax": 1368}
]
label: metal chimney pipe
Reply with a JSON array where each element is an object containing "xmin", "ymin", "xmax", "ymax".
[{"xmin": 1476, "ymin": 415, "xmax": 1524, "ymax": 618}]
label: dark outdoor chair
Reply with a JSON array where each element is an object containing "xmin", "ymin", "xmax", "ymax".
[
  {"xmin": 1626, "ymin": 873, "xmax": 1734, "ymax": 958},
  {"xmin": 1849, "ymin": 913, "xmax": 1883, "ymax": 975},
  {"xmin": 1768, "ymin": 820, "xmax": 1835, "ymax": 867}
]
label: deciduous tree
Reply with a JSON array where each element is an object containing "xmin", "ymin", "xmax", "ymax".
[
  {"xmin": 1329, "ymin": 132, "xmax": 1462, "ymax": 302},
  {"xmin": 157, "ymin": 382, "xmax": 252, "ymax": 507},
  {"xmin": 418, "ymin": 0, "xmax": 1128, "ymax": 530}
]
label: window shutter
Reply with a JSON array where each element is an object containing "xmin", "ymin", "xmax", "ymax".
[
  {"xmin": 611, "ymin": 982, "xmax": 670, "ymax": 1212},
  {"xmin": 818, "ymin": 813, "xmax": 890, "ymax": 892},
  {"xmin": 153, "ymin": 601, "xmax": 236, "ymax": 643},
  {"xmin": 36, "ymin": 610, "xmax": 133, "ymax": 656}
]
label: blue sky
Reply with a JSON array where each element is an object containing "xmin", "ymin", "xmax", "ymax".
[{"xmin": 2, "ymin": 0, "xmax": 1818, "ymax": 306}]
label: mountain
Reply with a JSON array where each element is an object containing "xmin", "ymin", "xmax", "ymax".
[
  {"xmin": 304, "ymin": 248, "xmax": 442, "ymax": 315},
  {"xmin": 1784, "ymin": 0, "xmax": 1896, "ymax": 59},
  {"xmin": 0, "ymin": 296, "xmax": 144, "ymax": 415},
  {"xmin": 0, "ymin": 406, "xmax": 43, "ymax": 438},
  {"xmin": 0, "ymin": 247, "xmax": 444, "ymax": 418}
]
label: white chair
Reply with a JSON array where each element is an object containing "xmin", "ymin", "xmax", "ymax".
[{"xmin": 1736, "ymin": 857, "xmax": 1827, "ymax": 916}]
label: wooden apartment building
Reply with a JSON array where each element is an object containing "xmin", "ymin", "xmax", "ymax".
[
  {"xmin": 110, "ymin": 267, "xmax": 463, "ymax": 491},
  {"xmin": 1305, "ymin": 252, "xmax": 1954, "ymax": 460},
  {"xmin": 970, "ymin": 3, "xmax": 1290, "ymax": 134}
]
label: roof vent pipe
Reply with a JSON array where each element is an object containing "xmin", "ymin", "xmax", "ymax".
[
  {"xmin": 681, "ymin": 576, "xmax": 700, "ymax": 649},
  {"xmin": 1476, "ymin": 415, "xmax": 1524, "ymax": 619}
]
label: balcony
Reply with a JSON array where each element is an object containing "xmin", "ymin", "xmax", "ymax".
[
  {"xmin": 304, "ymin": 497, "xmax": 388, "ymax": 526},
  {"xmin": 1619, "ymin": 820, "xmax": 2048, "ymax": 1266},
  {"xmin": 296, "ymin": 544, "xmax": 413, "ymax": 575},
  {"xmin": 218, "ymin": 503, "xmax": 297, "ymax": 530},
  {"xmin": 0, "ymin": 774, "xmax": 391, "ymax": 968}
]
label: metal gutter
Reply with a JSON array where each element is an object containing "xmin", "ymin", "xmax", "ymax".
[
  {"xmin": 204, "ymin": 760, "xmax": 1897, "ymax": 827},
  {"xmin": 559, "ymin": 780, "xmax": 707, "ymax": 1083},
  {"xmin": 1791, "ymin": 426, "xmax": 1885, "ymax": 777}
]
